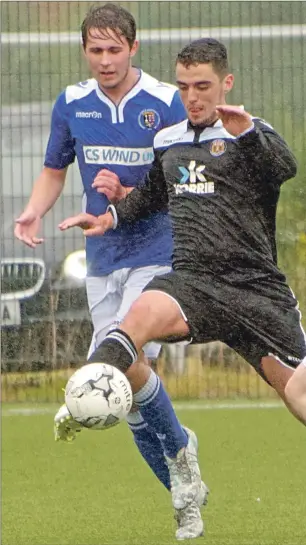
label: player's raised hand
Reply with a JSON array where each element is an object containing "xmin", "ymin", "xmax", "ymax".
[
  {"xmin": 14, "ymin": 210, "xmax": 44, "ymax": 248},
  {"xmin": 58, "ymin": 211, "xmax": 114, "ymax": 236},
  {"xmin": 216, "ymin": 105, "xmax": 253, "ymax": 137},
  {"xmin": 59, "ymin": 212, "xmax": 101, "ymax": 231},
  {"xmin": 84, "ymin": 212, "xmax": 115, "ymax": 236},
  {"xmin": 92, "ymin": 169, "xmax": 127, "ymax": 203}
]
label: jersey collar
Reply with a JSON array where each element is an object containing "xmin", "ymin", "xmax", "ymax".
[{"xmin": 187, "ymin": 118, "xmax": 222, "ymax": 132}]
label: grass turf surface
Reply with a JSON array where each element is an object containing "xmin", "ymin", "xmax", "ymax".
[{"xmin": 2, "ymin": 404, "xmax": 306, "ymax": 545}]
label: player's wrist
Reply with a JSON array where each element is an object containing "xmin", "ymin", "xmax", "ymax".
[
  {"xmin": 25, "ymin": 204, "xmax": 42, "ymax": 218},
  {"xmin": 104, "ymin": 207, "xmax": 118, "ymax": 229},
  {"xmin": 236, "ymin": 122, "xmax": 255, "ymax": 138},
  {"xmin": 120, "ymin": 186, "xmax": 128, "ymax": 200}
]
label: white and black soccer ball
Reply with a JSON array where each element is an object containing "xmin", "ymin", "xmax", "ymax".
[{"xmin": 65, "ymin": 363, "xmax": 133, "ymax": 430}]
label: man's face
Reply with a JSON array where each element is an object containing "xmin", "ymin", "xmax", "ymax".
[
  {"xmin": 176, "ymin": 62, "xmax": 234, "ymax": 125},
  {"xmin": 84, "ymin": 28, "xmax": 138, "ymax": 90}
]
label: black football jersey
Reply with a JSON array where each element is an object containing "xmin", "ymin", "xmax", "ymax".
[{"xmin": 114, "ymin": 117, "xmax": 297, "ymax": 281}]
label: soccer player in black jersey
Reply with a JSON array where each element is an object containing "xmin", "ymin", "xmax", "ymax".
[{"xmin": 59, "ymin": 38, "xmax": 306, "ymax": 538}]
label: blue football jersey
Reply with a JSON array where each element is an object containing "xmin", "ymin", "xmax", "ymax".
[{"xmin": 44, "ymin": 71, "xmax": 186, "ymax": 275}]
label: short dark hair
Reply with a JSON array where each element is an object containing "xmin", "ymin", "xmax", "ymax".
[
  {"xmin": 81, "ymin": 3, "xmax": 137, "ymax": 49},
  {"xmin": 176, "ymin": 38, "xmax": 229, "ymax": 77}
]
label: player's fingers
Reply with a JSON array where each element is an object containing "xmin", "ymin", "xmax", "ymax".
[
  {"xmin": 32, "ymin": 237, "xmax": 44, "ymax": 245},
  {"xmin": 95, "ymin": 168, "xmax": 116, "ymax": 178},
  {"xmin": 84, "ymin": 226, "xmax": 106, "ymax": 237},
  {"xmin": 92, "ymin": 176, "xmax": 118, "ymax": 189},
  {"xmin": 14, "ymin": 226, "xmax": 35, "ymax": 247},
  {"xmin": 96, "ymin": 169, "xmax": 119, "ymax": 180},
  {"xmin": 94, "ymin": 180, "xmax": 114, "ymax": 192},
  {"xmin": 59, "ymin": 214, "xmax": 93, "ymax": 230},
  {"xmin": 16, "ymin": 235, "xmax": 38, "ymax": 248},
  {"xmin": 59, "ymin": 221, "xmax": 88, "ymax": 230},
  {"xmin": 215, "ymin": 108, "xmax": 230, "ymax": 118},
  {"xmin": 92, "ymin": 172, "xmax": 112, "ymax": 182},
  {"xmin": 58, "ymin": 220, "xmax": 76, "ymax": 230},
  {"xmin": 106, "ymin": 172, "xmax": 120, "ymax": 183},
  {"xmin": 96, "ymin": 188, "xmax": 114, "ymax": 200},
  {"xmin": 92, "ymin": 176, "xmax": 106, "ymax": 188},
  {"xmin": 216, "ymin": 104, "xmax": 245, "ymax": 113}
]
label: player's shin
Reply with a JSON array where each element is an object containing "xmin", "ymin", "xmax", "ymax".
[
  {"xmin": 126, "ymin": 410, "xmax": 171, "ymax": 490},
  {"xmin": 88, "ymin": 328, "xmax": 188, "ymax": 457},
  {"xmin": 89, "ymin": 328, "xmax": 203, "ymax": 511}
]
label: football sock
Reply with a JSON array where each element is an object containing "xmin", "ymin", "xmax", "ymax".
[
  {"xmin": 126, "ymin": 411, "xmax": 171, "ymax": 490},
  {"xmin": 133, "ymin": 369, "xmax": 188, "ymax": 459},
  {"xmin": 88, "ymin": 329, "xmax": 137, "ymax": 370},
  {"xmin": 89, "ymin": 330, "xmax": 187, "ymax": 459}
]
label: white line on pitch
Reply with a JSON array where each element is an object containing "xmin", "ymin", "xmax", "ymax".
[{"xmin": 2, "ymin": 401, "xmax": 283, "ymax": 416}]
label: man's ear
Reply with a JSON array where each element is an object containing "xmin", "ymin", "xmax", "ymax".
[
  {"xmin": 130, "ymin": 39, "xmax": 139, "ymax": 58},
  {"xmin": 224, "ymin": 73, "xmax": 234, "ymax": 93}
]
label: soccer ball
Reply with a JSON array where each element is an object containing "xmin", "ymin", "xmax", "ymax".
[{"xmin": 65, "ymin": 363, "xmax": 133, "ymax": 430}]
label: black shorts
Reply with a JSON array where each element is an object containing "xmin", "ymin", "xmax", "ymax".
[{"xmin": 143, "ymin": 270, "xmax": 306, "ymax": 375}]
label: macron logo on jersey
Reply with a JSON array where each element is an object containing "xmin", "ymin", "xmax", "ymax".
[
  {"xmin": 76, "ymin": 111, "xmax": 102, "ymax": 119},
  {"xmin": 83, "ymin": 146, "xmax": 154, "ymax": 166}
]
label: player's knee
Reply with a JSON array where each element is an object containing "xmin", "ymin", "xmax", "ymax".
[
  {"xmin": 123, "ymin": 291, "xmax": 189, "ymax": 345},
  {"xmin": 124, "ymin": 293, "xmax": 160, "ymax": 331}
]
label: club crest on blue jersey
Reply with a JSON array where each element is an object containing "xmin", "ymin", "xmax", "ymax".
[
  {"xmin": 210, "ymin": 139, "xmax": 227, "ymax": 157},
  {"xmin": 138, "ymin": 109, "xmax": 160, "ymax": 130}
]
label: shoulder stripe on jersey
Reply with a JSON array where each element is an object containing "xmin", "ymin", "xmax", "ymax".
[
  {"xmin": 154, "ymin": 120, "xmax": 189, "ymax": 148},
  {"xmin": 66, "ymin": 79, "xmax": 97, "ymax": 104},
  {"xmin": 252, "ymin": 117, "xmax": 275, "ymax": 130},
  {"xmin": 154, "ymin": 120, "xmax": 239, "ymax": 149},
  {"xmin": 140, "ymin": 71, "xmax": 179, "ymax": 107}
]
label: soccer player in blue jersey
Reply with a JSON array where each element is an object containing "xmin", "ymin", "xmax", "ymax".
[{"xmin": 14, "ymin": 3, "xmax": 207, "ymax": 539}]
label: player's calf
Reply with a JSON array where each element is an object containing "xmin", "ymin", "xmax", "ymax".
[
  {"xmin": 261, "ymin": 355, "xmax": 306, "ymax": 426},
  {"xmin": 284, "ymin": 359, "xmax": 306, "ymax": 425}
]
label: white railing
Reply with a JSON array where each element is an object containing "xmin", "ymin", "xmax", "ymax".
[{"xmin": 1, "ymin": 24, "xmax": 306, "ymax": 45}]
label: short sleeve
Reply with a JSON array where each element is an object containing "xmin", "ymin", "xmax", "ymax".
[{"xmin": 44, "ymin": 92, "xmax": 76, "ymax": 169}]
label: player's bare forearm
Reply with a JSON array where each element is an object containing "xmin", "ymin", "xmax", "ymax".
[{"xmin": 26, "ymin": 166, "xmax": 67, "ymax": 218}]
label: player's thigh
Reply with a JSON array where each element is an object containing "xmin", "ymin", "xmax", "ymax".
[
  {"xmin": 119, "ymin": 272, "xmax": 196, "ymax": 344},
  {"xmin": 117, "ymin": 266, "xmax": 172, "ymax": 355},
  {"xmin": 143, "ymin": 271, "xmax": 230, "ymax": 345},
  {"xmin": 122, "ymin": 270, "xmax": 227, "ymax": 345},
  {"xmin": 117, "ymin": 265, "xmax": 171, "ymax": 319},
  {"xmin": 86, "ymin": 276, "xmax": 121, "ymax": 347}
]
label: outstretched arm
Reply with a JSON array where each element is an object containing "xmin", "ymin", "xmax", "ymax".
[
  {"xmin": 109, "ymin": 152, "xmax": 168, "ymax": 227},
  {"xmin": 216, "ymin": 105, "xmax": 297, "ymax": 184},
  {"xmin": 59, "ymin": 152, "xmax": 169, "ymax": 236}
]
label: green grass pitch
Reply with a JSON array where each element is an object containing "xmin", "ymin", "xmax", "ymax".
[{"xmin": 2, "ymin": 403, "xmax": 306, "ymax": 545}]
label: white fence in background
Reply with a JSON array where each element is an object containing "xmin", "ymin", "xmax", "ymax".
[{"xmin": 2, "ymin": 24, "xmax": 306, "ymax": 45}]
